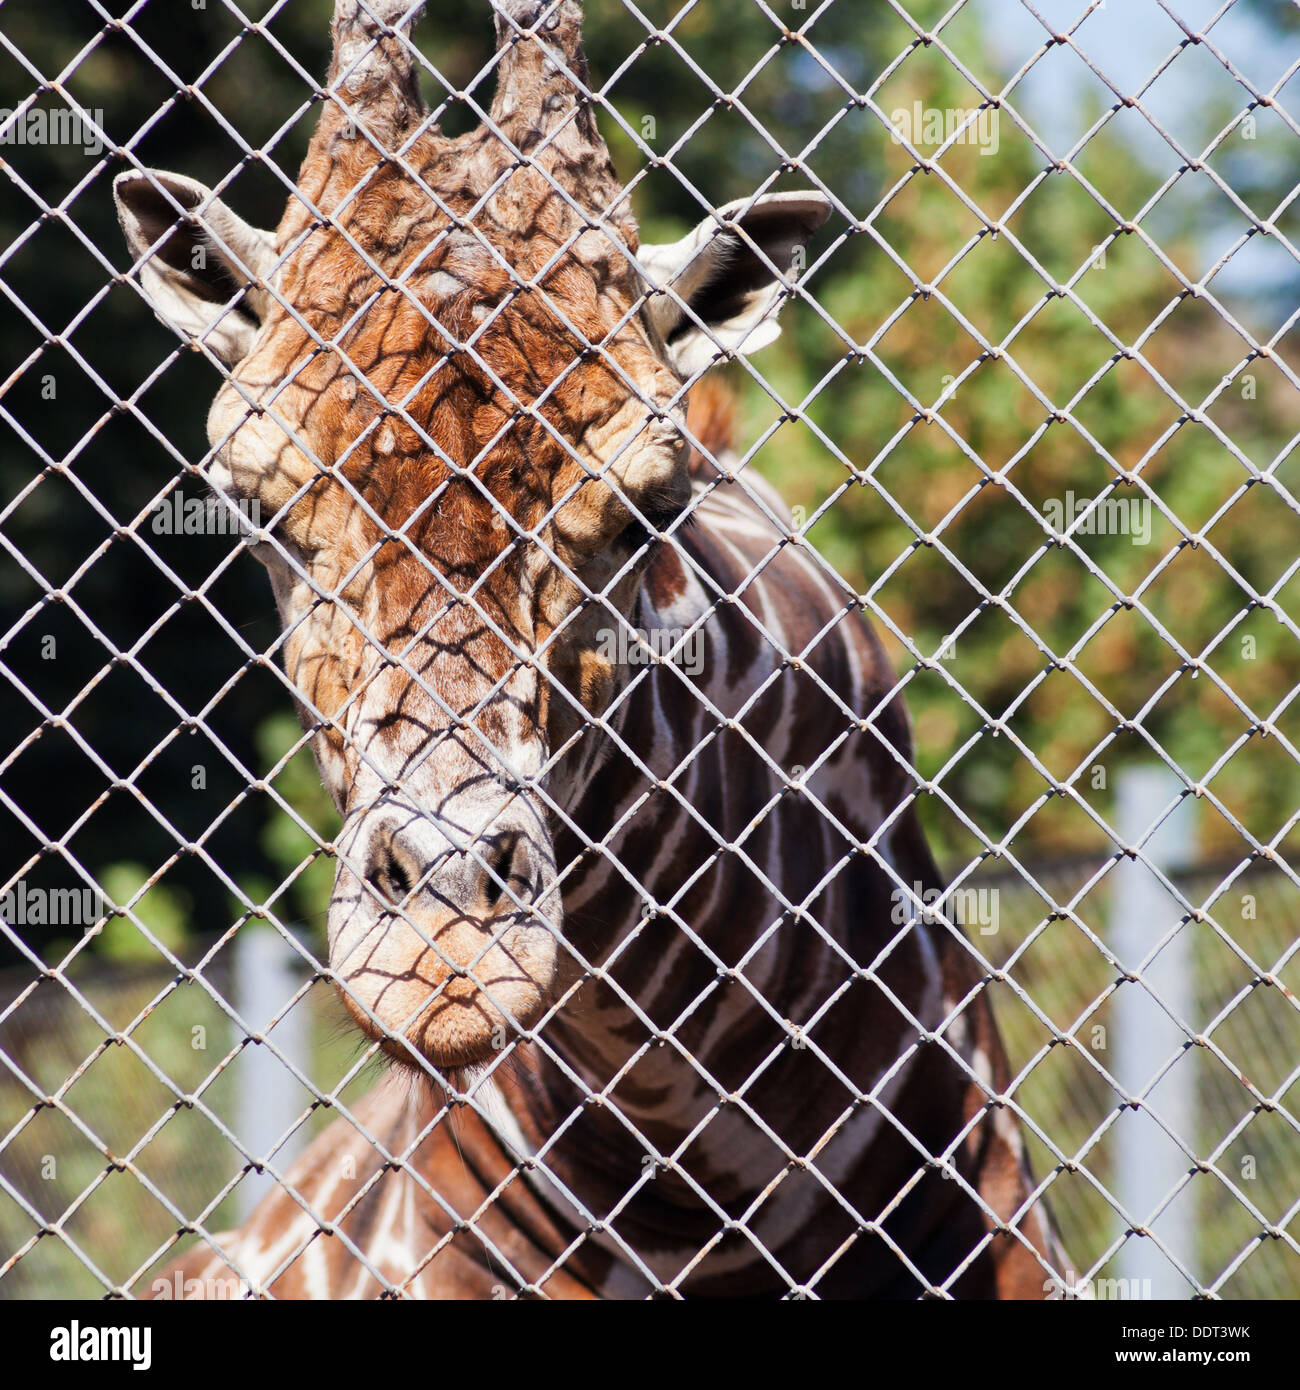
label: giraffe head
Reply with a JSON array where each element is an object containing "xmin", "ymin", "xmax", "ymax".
[{"xmin": 114, "ymin": 0, "xmax": 828, "ymax": 1071}]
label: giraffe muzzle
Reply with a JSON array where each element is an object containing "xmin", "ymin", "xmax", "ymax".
[{"xmin": 327, "ymin": 804, "xmax": 561, "ymax": 1071}]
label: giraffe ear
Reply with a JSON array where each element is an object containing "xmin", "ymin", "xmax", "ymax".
[
  {"xmin": 639, "ymin": 192, "xmax": 831, "ymax": 379},
  {"xmin": 115, "ymin": 170, "xmax": 277, "ymax": 366}
]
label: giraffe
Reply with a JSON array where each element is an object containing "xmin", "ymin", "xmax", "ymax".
[{"xmin": 118, "ymin": 0, "xmax": 1063, "ymax": 1298}]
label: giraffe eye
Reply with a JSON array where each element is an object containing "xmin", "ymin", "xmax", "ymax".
[{"xmin": 615, "ymin": 516, "xmax": 654, "ymax": 553}]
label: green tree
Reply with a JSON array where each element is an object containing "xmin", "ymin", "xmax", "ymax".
[{"xmin": 721, "ymin": 20, "xmax": 1300, "ymax": 867}]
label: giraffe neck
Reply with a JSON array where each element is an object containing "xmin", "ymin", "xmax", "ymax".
[{"xmin": 484, "ymin": 478, "xmax": 962, "ymax": 1291}]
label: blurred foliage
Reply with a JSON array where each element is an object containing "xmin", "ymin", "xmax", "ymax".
[
  {"xmin": 0, "ymin": 948, "xmax": 378, "ymax": 1297},
  {"xmin": 95, "ymin": 861, "xmax": 189, "ymax": 963},
  {"xmin": 0, "ymin": 964, "xmax": 240, "ymax": 1297},
  {"xmin": 0, "ymin": 0, "xmax": 1296, "ymax": 978},
  {"xmin": 725, "ymin": 15, "xmax": 1300, "ymax": 866},
  {"xmin": 251, "ymin": 711, "xmax": 336, "ymax": 932},
  {"xmin": 1245, "ymin": 0, "xmax": 1300, "ymax": 32},
  {"xmin": 993, "ymin": 859, "xmax": 1300, "ymax": 1299}
]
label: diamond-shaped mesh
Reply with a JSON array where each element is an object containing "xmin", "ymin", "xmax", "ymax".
[{"xmin": 1, "ymin": 0, "xmax": 1298, "ymax": 1299}]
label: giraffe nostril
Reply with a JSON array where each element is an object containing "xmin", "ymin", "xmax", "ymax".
[
  {"xmin": 365, "ymin": 841, "xmax": 416, "ymax": 908},
  {"xmin": 482, "ymin": 832, "xmax": 523, "ymax": 912}
]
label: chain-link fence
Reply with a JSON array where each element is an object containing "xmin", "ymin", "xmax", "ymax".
[{"xmin": 1, "ymin": 0, "xmax": 1298, "ymax": 1300}]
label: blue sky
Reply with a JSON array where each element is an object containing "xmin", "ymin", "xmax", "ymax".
[
  {"xmin": 972, "ymin": 0, "xmax": 1297, "ymax": 307},
  {"xmin": 975, "ymin": 0, "xmax": 1289, "ymax": 135}
]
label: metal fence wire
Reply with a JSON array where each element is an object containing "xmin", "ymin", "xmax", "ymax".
[{"xmin": 1, "ymin": 0, "xmax": 1299, "ymax": 1300}]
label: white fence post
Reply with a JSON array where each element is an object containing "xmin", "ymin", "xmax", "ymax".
[
  {"xmin": 234, "ymin": 924, "xmax": 309, "ymax": 1222},
  {"xmin": 1112, "ymin": 765, "xmax": 1198, "ymax": 1298}
]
